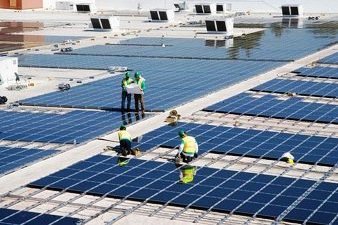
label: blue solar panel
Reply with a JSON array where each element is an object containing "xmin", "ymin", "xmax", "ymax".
[
  {"xmin": 18, "ymin": 57, "xmax": 282, "ymax": 111},
  {"xmin": 28, "ymin": 155, "xmax": 338, "ymax": 224},
  {"xmin": 294, "ymin": 66, "xmax": 338, "ymax": 79},
  {"xmin": 58, "ymin": 31, "xmax": 337, "ymax": 61},
  {"xmin": 318, "ymin": 52, "xmax": 338, "ymax": 65},
  {"xmin": 0, "ymin": 146, "xmax": 55, "ymax": 174},
  {"xmin": 0, "ymin": 208, "xmax": 80, "ymax": 225},
  {"xmin": 251, "ymin": 79, "xmax": 338, "ymax": 98},
  {"xmin": 0, "ymin": 110, "xmax": 141, "ymax": 144},
  {"xmin": 130, "ymin": 122, "xmax": 338, "ymax": 166},
  {"xmin": 204, "ymin": 93, "xmax": 338, "ymax": 124}
]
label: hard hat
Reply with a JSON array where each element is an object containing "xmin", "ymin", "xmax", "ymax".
[
  {"xmin": 134, "ymin": 71, "xmax": 141, "ymax": 78},
  {"xmin": 120, "ymin": 125, "xmax": 126, "ymax": 130},
  {"xmin": 178, "ymin": 130, "xmax": 185, "ymax": 138},
  {"xmin": 124, "ymin": 72, "xmax": 130, "ymax": 78}
]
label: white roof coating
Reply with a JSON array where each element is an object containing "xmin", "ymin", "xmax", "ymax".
[{"xmin": 0, "ymin": 4, "xmax": 337, "ymax": 225}]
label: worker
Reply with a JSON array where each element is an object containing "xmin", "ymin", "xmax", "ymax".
[
  {"xmin": 121, "ymin": 72, "xmax": 134, "ymax": 112},
  {"xmin": 118, "ymin": 125, "xmax": 132, "ymax": 156},
  {"xmin": 179, "ymin": 165, "xmax": 197, "ymax": 184},
  {"xmin": 176, "ymin": 130, "xmax": 198, "ymax": 163},
  {"xmin": 134, "ymin": 71, "xmax": 146, "ymax": 114},
  {"xmin": 281, "ymin": 152, "xmax": 295, "ymax": 165}
]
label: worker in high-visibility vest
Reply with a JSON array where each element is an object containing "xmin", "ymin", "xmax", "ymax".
[
  {"xmin": 179, "ymin": 165, "xmax": 197, "ymax": 184},
  {"xmin": 134, "ymin": 71, "xmax": 146, "ymax": 114},
  {"xmin": 281, "ymin": 152, "xmax": 295, "ymax": 165},
  {"xmin": 118, "ymin": 125, "xmax": 132, "ymax": 156},
  {"xmin": 176, "ymin": 130, "xmax": 198, "ymax": 163},
  {"xmin": 121, "ymin": 72, "xmax": 134, "ymax": 112}
]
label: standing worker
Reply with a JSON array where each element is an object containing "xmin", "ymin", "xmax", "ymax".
[
  {"xmin": 176, "ymin": 130, "xmax": 198, "ymax": 163},
  {"xmin": 134, "ymin": 71, "xmax": 146, "ymax": 113},
  {"xmin": 118, "ymin": 125, "xmax": 132, "ymax": 156},
  {"xmin": 121, "ymin": 72, "xmax": 133, "ymax": 112}
]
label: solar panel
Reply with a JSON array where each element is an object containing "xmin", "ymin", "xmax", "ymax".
[
  {"xmin": 203, "ymin": 5, "xmax": 211, "ymax": 13},
  {"xmin": 0, "ymin": 208, "xmax": 80, "ymax": 225},
  {"xmin": 294, "ymin": 66, "xmax": 338, "ymax": 79},
  {"xmin": 130, "ymin": 122, "xmax": 338, "ymax": 166},
  {"xmin": 159, "ymin": 11, "xmax": 168, "ymax": 21},
  {"xmin": 90, "ymin": 18, "xmax": 101, "ymax": 29},
  {"xmin": 251, "ymin": 79, "xmax": 338, "ymax": 98},
  {"xmin": 28, "ymin": 155, "xmax": 338, "ymax": 224},
  {"xmin": 205, "ymin": 20, "xmax": 216, "ymax": 32},
  {"xmin": 216, "ymin": 4, "xmax": 223, "ymax": 12},
  {"xmin": 282, "ymin": 6, "xmax": 290, "ymax": 16},
  {"xmin": 18, "ymin": 56, "xmax": 283, "ymax": 111},
  {"xmin": 101, "ymin": 19, "xmax": 111, "ymax": 29},
  {"xmin": 290, "ymin": 7, "xmax": 299, "ymax": 15},
  {"xmin": 204, "ymin": 93, "xmax": 338, "ymax": 124},
  {"xmin": 150, "ymin": 11, "xmax": 159, "ymax": 20},
  {"xmin": 0, "ymin": 146, "xmax": 56, "ymax": 174},
  {"xmin": 195, "ymin": 5, "xmax": 203, "ymax": 13},
  {"xmin": 216, "ymin": 21, "xmax": 227, "ymax": 32},
  {"xmin": 52, "ymin": 32, "xmax": 337, "ymax": 61},
  {"xmin": 0, "ymin": 110, "xmax": 141, "ymax": 144},
  {"xmin": 318, "ymin": 52, "xmax": 338, "ymax": 65}
]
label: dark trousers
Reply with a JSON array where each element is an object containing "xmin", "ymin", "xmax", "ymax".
[
  {"xmin": 120, "ymin": 139, "xmax": 131, "ymax": 156},
  {"xmin": 134, "ymin": 94, "xmax": 145, "ymax": 112},
  {"xmin": 121, "ymin": 91, "xmax": 131, "ymax": 111}
]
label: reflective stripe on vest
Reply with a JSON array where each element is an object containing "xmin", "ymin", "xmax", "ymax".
[
  {"xmin": 182, "ymin": 136, "xmax": 196, "ymax": 155},
  {"xmin": 118, "ymin": 130, "xmax": 131, "ymax": 141}
]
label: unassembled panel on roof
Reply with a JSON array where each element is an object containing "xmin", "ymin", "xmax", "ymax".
[{"xmin": 149, "ymin": 9, "xmax": 174, "ymax": 22}]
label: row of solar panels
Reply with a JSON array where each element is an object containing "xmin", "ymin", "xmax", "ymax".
[{"xmin": 28, "ymin": 155, "xmax": 338, "ymax": 224}]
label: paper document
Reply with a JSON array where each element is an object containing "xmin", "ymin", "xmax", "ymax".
[{"xmin": 126, "ymin": 83, "xmax": 143, "ymax": 94}]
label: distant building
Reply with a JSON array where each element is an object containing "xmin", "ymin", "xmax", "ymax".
[{"xmin": 0, "ymin": 0, "xmax": 43, "ymax": 9}]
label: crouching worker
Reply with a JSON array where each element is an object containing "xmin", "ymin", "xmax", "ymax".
[
  {"xmin": 175, "ymin": 130, "xmax": 198, "ymax": 164},
  {"xmin": 281, "ymin": 152, "xmax": 295, "ymax": 165},
  {"xmin": 118, "ymin": 125, "xmax": 132, "ymax": 156}
]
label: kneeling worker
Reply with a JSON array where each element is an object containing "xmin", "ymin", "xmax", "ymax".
[
  {"xmin": 176, "ymin": 130, "xmax": 198, "ymax": 163},
  {"xmin": 118, "ymin": 125, "xmax": 132, "ymax": 156}
]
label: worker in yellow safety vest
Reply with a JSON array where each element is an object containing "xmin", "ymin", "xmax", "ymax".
[
  {"xmin": 179, "ymin": 165, "xmax": 197, "ymax": 184},
  {"xmin": 176, "ymin": 130, "xmax": 198, "ymax": 163},
  {"xmin": 121, "ymin": 72, "xmax": 134, "ymax": 112},
  {"xmin": 134, "ymin": 71, "xmax": 146, "ymax": 114},
  {"xmin": 118, "ymin": 125, "xmax": 132, "ymax": 156}
]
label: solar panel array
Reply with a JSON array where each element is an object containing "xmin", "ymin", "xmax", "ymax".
[
  {"xmin": 18, "ymin": 57, "xmax": 282, "ymax": 111},
  {"xmin": 318, "ymin": 52, "xmax": 338, "ymax": 64},
  {"xmin": 57, "ymin": 30, "xmax": 337, "ymax": 61},
  {"xmin": 130, "ymin": 122, "xmax": 338, "ymax": 166},
  {"xmin": 0, "ymin": 110, "xmax": 141, "ymax": 144},
  {"xmin": 28, "ymin": 155, "xmax": 338, "ymax": 224},
  {"xmin": 0, "ymin": 208, "xmax": 80, "ymax": 225},
  {"xmin": 251, "ymin": 79, "xmax": 338, "ymax": 98},
  {"xmin": 0, "ymin": 146, "xmax": 55, "ymax": 174},
  {"xmin": 294, "ymin": 66, "xmax": 338, "ymax": 79},
  {"xmin": 204, "ymin": 93, "xmax": 338, "ymax": 124}
]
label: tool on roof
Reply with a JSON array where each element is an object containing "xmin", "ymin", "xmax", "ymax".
[
  {"xmin": 165, "ymin": 109, "xmax": 181, "ymax": 123},
  {"xmin": 58, "ymin": 83, "xmax": 71, "ymax": 91}
]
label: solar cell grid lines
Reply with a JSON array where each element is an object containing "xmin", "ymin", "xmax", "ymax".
[
  {"xmin": 204, "ymin": 93, "xmax": 338, "ymax": 124},
  {"xmin": 251, "ymin": 78, "xmax": 338, "ymax": 98},
  {"xmin": 0, "ymin": 109, "xmax": 141, "ymax": 144},
  {"xmin": 318, "ymin": 52, "xmax": 338, "ymax": 64},
  {"xmin": 294, "ymin": 66, "xmax": 338, "ymax": 79},
  {"xmin": 28, "ymin": 155, "xmax": 338, "ymax": 224},
  {"xmin": 0, "ymin": 208, "xmax": 80, "ymax": 225},
  {"xmin": 18, "ymin": 57, "xmax": 283, "ymax": 111},
  {"xmin": 0, "ymin": 146, "xmax": 55, "ymax": 175},
  {"xmin": 131, "ymin": 122, "xmax": 338, "ymax": 166}
]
